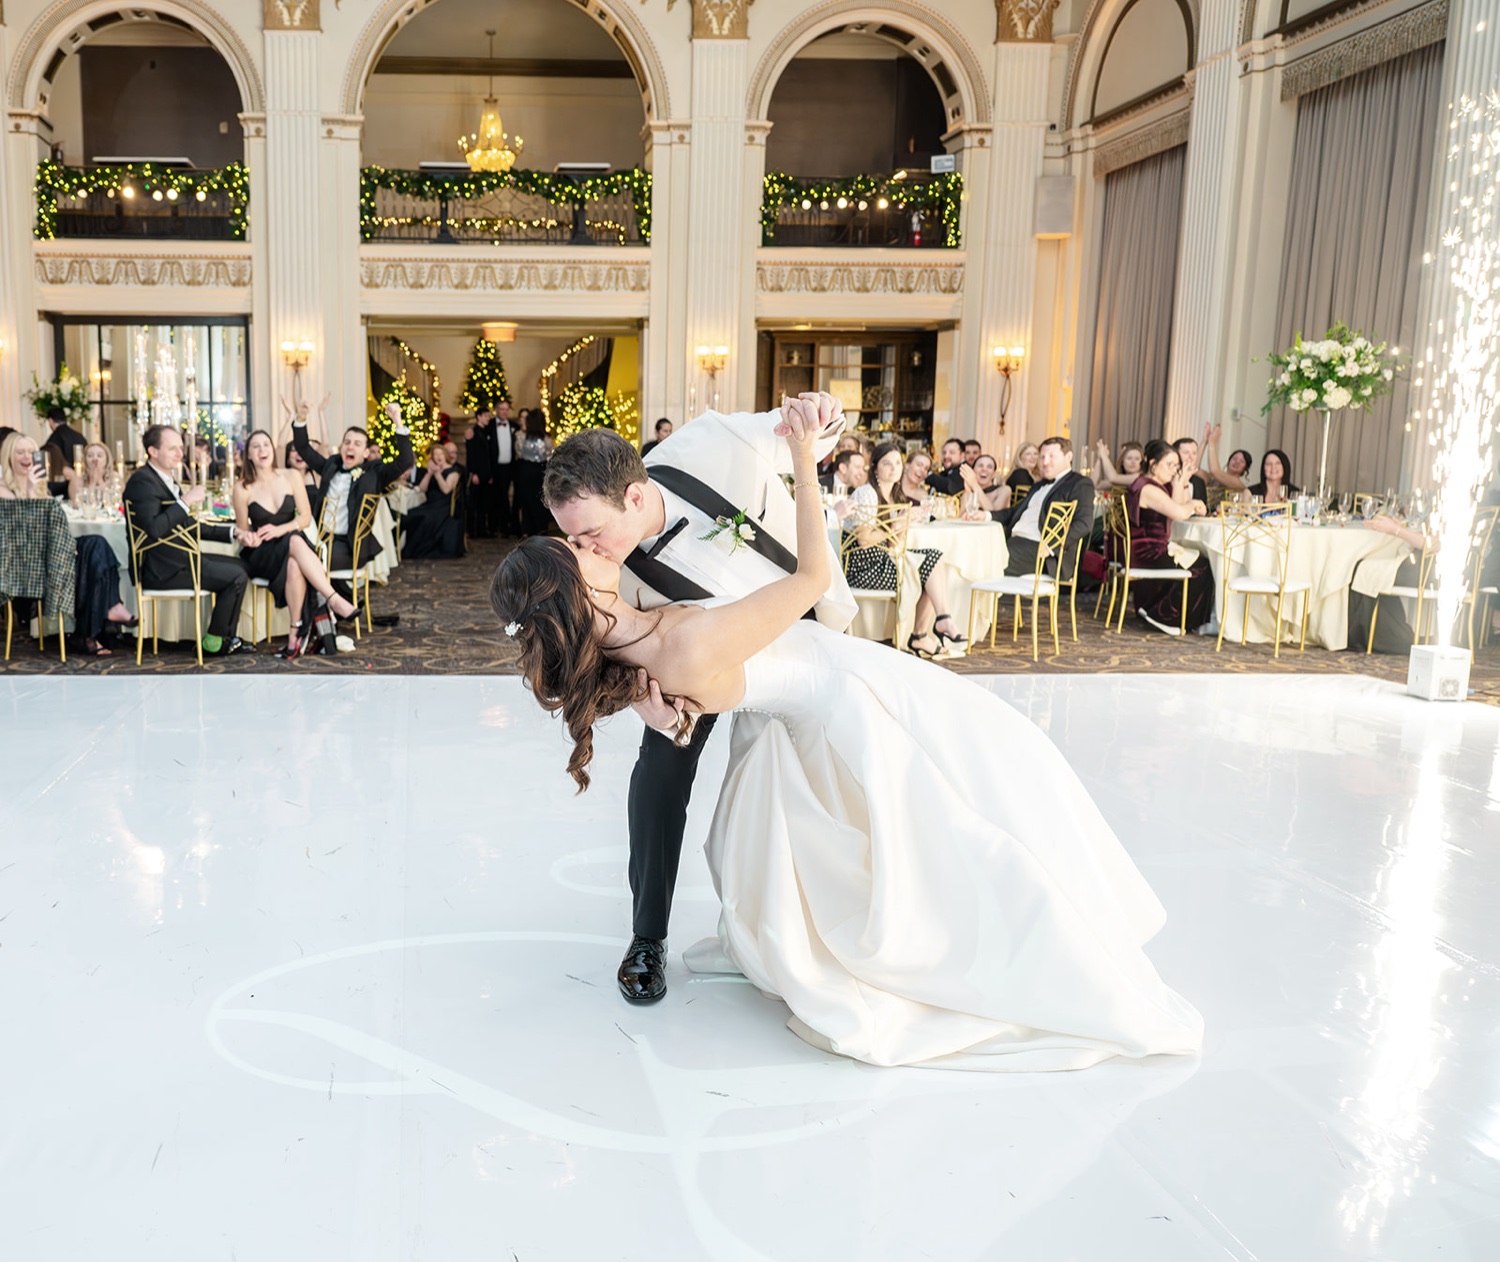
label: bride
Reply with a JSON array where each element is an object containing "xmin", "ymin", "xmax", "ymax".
[{"xmin": 491, "ymin": 401, "xmax": 1202, "ymax": 1071}]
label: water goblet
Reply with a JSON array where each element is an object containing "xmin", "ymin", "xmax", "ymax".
[{"xmin": 1338, "ymin": 492, "xmax": 1353, "ymax": 521}]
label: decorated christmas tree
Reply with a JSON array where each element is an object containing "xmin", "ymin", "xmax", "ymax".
[{"xmin": 458, "ymin": 337, "xmax": 511, "ymax": 415}]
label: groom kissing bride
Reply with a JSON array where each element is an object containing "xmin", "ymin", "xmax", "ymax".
[{"xmin": 496, "ymin": 394, "xmax": 1202, "ymax": 1071}]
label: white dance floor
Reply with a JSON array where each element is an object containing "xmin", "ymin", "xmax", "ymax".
[{"xmin": 2, "ymin": 671, "xmax": 1498, "ymax": 1260}]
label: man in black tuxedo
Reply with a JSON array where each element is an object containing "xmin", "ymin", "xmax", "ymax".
[
  {"xmin": 292, "ymin": 401, "xmax": 413, "ymax": 573},
  {"xmin": 121, "ymin": 423, "xmax": 253, "ymax": 656},
  {"xmin": 993, "ymin": 436, "xmax": 1095, "ymax": 581},
  {"xmin": 1172, "ymin": 436, "xmax": 1209, "ymax": 506},
  {"xmin": 41, "ymin": 405, "xmax": 87, "ymax": 496},
  {"xmin": 926, "ymin": 438, "xmax": 972, "ymax": 495}
]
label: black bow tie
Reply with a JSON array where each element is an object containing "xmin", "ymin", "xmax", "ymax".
[{"xmin": 646, "ymin": 517, "xmax": 689, "ymax": 559}]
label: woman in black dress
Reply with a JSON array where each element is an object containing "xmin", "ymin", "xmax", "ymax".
[
  {"xmin": 234, "ymin": 429, "xmax": 355, "ymax": 656},
  {"xmin": 513, "ymin": 408, "xmax": 554, "ymax": 536},
  {"xmin": 401, "ymin": 443, "xmax": 464, "ymax": 559},
  {"xmin": 1124, "ymin": 439, "xmax": 1213, "ymax": 636}
]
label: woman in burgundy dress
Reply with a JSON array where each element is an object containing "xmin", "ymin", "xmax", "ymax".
[{"xmin": 1125, "ymin": 439, "xmax": 1214, "ymax": 636}]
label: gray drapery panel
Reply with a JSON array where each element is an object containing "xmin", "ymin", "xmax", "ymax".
[
  {"xmin": 1267, "ymin": 43, "xmax": 1443, "ymax": 496},
  {"xmin": 1088, "ymin": 144, "xmax": 1186, "ymax": 455}
]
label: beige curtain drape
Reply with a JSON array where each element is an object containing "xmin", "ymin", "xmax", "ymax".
[
  {"xmin": 1088, "ymin": 144, "xmax": 1187, "ymax": 455},
  {"xmin": 1267, "ymin": 43, "xmax": 1444, "ymax": 496}
]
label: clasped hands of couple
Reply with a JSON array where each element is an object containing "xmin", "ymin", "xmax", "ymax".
[{"xmin": 622, "ymin": 391, "xmax": 836, "ymax": 735}]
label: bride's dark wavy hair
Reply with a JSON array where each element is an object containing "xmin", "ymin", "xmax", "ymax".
[{"xmin": 490, "ymin": 537, "xmax": 649, "ymax": 792}]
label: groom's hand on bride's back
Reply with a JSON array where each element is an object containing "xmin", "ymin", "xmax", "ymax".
[{"xmin": 631, "ymin": 667, "xmax": 686, "ymax": 733}]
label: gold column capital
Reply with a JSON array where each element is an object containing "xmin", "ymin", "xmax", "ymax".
[{"xmin": 996, "ymin": 0, "xmax": 1061, "ymax": 43}]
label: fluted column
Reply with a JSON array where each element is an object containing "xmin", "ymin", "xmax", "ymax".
[
  {"xmin": 1, "ymin": 105, "xmax": 44, "ymax": 439},
  {"xmin": 259, "ymin": 30, "xmax": 326, "ymax": 435},
  {"xmin": 322, "ymin": 115, "xmax": 365, "ymax": 439},
  {"xmin": 644, "ymin": 121, "xmax": 692, "ymax": 424},
  {"xmin": 1163, "ymin": 0, "xmax": 1242, "ymax": 440}
]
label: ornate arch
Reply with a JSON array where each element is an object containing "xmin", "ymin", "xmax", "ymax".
[
  {"xmin": 341, "ymin": 0, "xmax": 670, "ymax": 122},
  {"xmin": 1061, "ymin": 0, "xmax": 1198, "ymax": 131},
  {"xmin": 7, "ymin": 0, "xmax": 264, "ymax": 116},
  {"xmin": 747, "ymin": 1, "xmax": 992, "ymax": 132}
]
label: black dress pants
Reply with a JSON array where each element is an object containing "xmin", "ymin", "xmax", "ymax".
[
  {"xmin": 627, "ymin": 712, "xmax": 720, "ymax": 941},
  {"xmin": 492, "ymin": 463, "xmax": 517, "ymax": 536},
  {"xmin": 200, "ymin": 554, "xmax": 249, "ymax": 638}
]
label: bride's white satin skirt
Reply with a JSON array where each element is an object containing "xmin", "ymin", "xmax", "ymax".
[{"xmin": 688, "ymin": 624, "xmax": 1205, "ymax": 1072}]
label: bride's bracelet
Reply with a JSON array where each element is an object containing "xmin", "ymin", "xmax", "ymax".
[{"xmin": 792, "ymin": 479, "xmax": 818, "ymax": 492}]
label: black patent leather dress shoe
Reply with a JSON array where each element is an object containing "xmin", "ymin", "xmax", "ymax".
[{"xmin": 617, "ymin": 935, "xmax": 666, "ymax": 1004}]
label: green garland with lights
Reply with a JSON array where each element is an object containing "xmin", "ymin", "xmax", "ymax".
[
  {"xmin": 360, "ymin": 166, "xmax": 652, "ymax": 243},
  {"xmin": 760, "ymin": 171, "xmax": 963, "ymax": 247},
  {"xmin": 369, "ymin": 378, "xmax": 440, "ymax": 463},
  {"xmin": 458, "ymin": 337, "xmax": 511, "ymax": 416},
  {"xmin": 33, "ymin": 160, "xmax": 250, "ymax": 240}
]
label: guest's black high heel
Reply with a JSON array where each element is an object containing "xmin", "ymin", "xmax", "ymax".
[
  {"xmin": 907, "ymin": 631, "xmax": 940, "ymax": 659},
  {"xmin": 932, "ymin": 614, "xmax": 968, "ymax": 649}
]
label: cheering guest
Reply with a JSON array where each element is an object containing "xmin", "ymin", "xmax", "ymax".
[
  {"xmin": 400, "ymin": 443, "xmax": 465, "ymax": 560},
  {"xmin": 1125, "ymin": 439, "xmax": 1212, "ymax": 636},
  {"xmin": 292, "ymin": 401, "xmax": 413, "ymax": 578},
  {"xmin": 993, "ymin": 437, "xmax": 1094, "ymax": 581},
  {"xmin": 898, "ymin": 450, "xmax": 935, "ymax": 504},
  {"xmin": 1094, "ymin": 439, "xmax": 1145, "ymax": 491},
  {"xmin": 641, "ymin": 417, "xmax": 673, "ymax": 458},
  {"xmin": 66, "ymin": 442, "xmax": 118, "ymax": 506},
  {"xmin": 971, "ymin": 453, "xmax": 1009, "ymax": 513},
  {"xmin": 122, "ymin": 424, "xmax": 252, "ymax": 657},
  {"xmin": 962, "ymin": 439, "xmax": 982, "ymax": 465},
  {"xmin": 1249, "ymin": 450, "xmax": 1298, "ymax": 502},
  {"xmin": 234, "ymin": 429, "xmax": 355, "ymax": 657},
  {"xmin": 1172, "ymin": 436, "xmax": 1209, "ymax": 505},
  {"xmin": 1202, "ymin": 424, "xmax": 1253, "ymax": 509},
  {"xmin": 925, "ymin": 438, "xmax": 968, "ymax": 495}
]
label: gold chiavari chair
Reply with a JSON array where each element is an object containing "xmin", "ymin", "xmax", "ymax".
[
  {"xmin": 966, "ymin": 501, "xmax": 1077, "ymax": 661},
  {"xmin": 125, "ymin": 503, "xmax": 205, "ymax": 667},
  {"xmin": 319, "ymin": 495, "xmax": 381, "ymax": 637},
  {"xmin": 839, "ymin": 503, "xmax": 912, "ymax": 648},
  {"xmin": 1381, "ymin": 505, "xmax": 1500, "ymax": 654},
  {"xmin": 1092, "ymin": 490, "xmax": 1120, "ymax": 620},
  {"xmin": 1353, "ymin": 492, "xmax": 1382, "ymax": 518},
  {"xmin": 3, "ymin": 597, "xmax": 12, "ymax": 660},
  {"xmin": 1215, "ymin": 502, "xmax": 1310, "ymax": 657},
  {"xmin": 1101, "ymin": 493, "xmax": 1195, "ymax": 635},
  {"xmin": 247, "ymin": 578, "xmax": 276, "ymax": 647},
  {"xmin": 1368, "ymin": 543, "xmax": 1436, "ymax": 654}
]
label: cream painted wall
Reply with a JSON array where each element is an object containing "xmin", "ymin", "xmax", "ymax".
[
  {"xmin": 1091, "ymin": 0, "xmax": 1191, "ymax": 118},
  {"xmin": 46, "ymin": 56, "xmax": 83, "ymax": 163}
]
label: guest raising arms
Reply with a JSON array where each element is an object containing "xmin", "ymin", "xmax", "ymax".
[
  {"xmin": 233, "ymin": 428, "xmax": 356, "ymax": 657},
  {"xmin": 1093, "ymin": 439, "xmax": 1144, "ymax": 491},
  {"xmin": 1125, "ymin": 438, "xmax": 1214, "ymax": 637},
  {"xmin": 1201, "ymin": 424, "xmax": 1254, "ymax": 510}
]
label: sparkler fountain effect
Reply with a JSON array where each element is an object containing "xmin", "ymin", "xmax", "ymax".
[{"xmin": 1420, "ymin": 89, "xmax": 1500, "ymax": 648}]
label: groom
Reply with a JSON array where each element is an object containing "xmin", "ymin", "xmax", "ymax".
[{"xmin": 544, "ymin": 393, "xmax": 857, "ymax": 1003}]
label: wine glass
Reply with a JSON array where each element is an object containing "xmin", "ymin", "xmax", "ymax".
[{"xmin": 1338, "ymin": 492, "xmax": 1353, "ymax": 521}]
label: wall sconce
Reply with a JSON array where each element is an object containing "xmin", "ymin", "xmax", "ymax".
[
  {"xmin": 992, "ymin": 345, "xmax": 1024, "ymax": 433},
  {"xmin": 696, "ymin": 345, "xmax": 729, "ymax": 378},
  {"xmin": 280, "ymin": 339, "xmax": 314, "ymax": 371}
]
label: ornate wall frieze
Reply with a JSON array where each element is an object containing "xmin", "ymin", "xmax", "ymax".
[
  {"xmin": 34, "ymin": 249, "xmax": 253, "ymax": 288},
  {"xmin": 690, "ymin": 0, "xmax": 753, "ymax": 39},
  {"xmin": 359, "ymin": 254, "xmax": 651, "ymax": 294},
  {"xmin": 1280, "ymin": 0, "xmax": 1448, "ymax": 100},
  {"xmin": 264, "ymin": 0, "xmax": 319, "ymax": 31},
  {"xmin": 755, "ymin": 259, "xmax": 965, "ymax": 297},
  {"xmin": 997, "ymin": 0, "xmax": 1062, "ymax": 43},
  {"xmin": 1093, "ymin": 109, "xmax": 1192, "ymax": 176}
]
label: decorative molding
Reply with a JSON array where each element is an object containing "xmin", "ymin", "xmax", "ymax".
[
  {"xmin": 7, "ymin": 0, "xmax": 266, "ymax": 113},
  {"xmin": 360, "ymin": 252, "xmax": 652, "ymax": 294},
  {"xmin": 1062, "ymin": 0, "xmax": 1200, "ymax": 131},
  {"xmin": 755, "ymin": 257, "xmax": 966, "ymax": 297},
  {"xmin": 1093, "ymin": 108, "xmax": 1191, "ymax": 176},
  {"xmin": 746, "ymin": 1, "xmax": 991, "ymax": 126},
  {"xmin": 264, "ymin": 0, "xmax": 319, "ymax": 32},
  {"xmin": 34, "ymin": 246, "xmax": 253, "ymax": 289},
  {"xmin": 1280, "ymin": 0, "xmax": 1448, "ymax": 100},
  {"xmin": 691, "ymin": 0, "xmax": 753, "ymax": 39},
  {"xmin": 997, "ymin": 0, "xmax": 1062, "ymax": 43}
]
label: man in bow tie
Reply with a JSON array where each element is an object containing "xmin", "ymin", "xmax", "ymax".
[
  {"xmin": 544, "ymin": 393, "xmax": 856, "ymax": 1004},
  {"xmin": 991, "ymin": 436, "xmax": 1095, "ymax": 581}
]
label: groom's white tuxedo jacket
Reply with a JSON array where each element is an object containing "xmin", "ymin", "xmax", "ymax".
[{"xmin": 619, "ymin": 407, "xmax": 858, "ymax": 632}]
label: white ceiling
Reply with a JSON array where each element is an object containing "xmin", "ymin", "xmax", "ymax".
[{"xmin": 385, "ymin": 0, "xmax": 626, "ymax": 62}]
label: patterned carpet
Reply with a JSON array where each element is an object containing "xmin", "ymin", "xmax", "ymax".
[{"xmin": 5, "ymin": 537, "xmax": 1498, "ymax": 704}]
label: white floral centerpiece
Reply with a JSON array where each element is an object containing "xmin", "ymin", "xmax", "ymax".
[
  {"xmin": 1261, "ymin": 322, "xmax": 1399, "ymax": 498},
  {"xmin": 24, "ymin": 362, "xmax": 92, "ymax": 428}
]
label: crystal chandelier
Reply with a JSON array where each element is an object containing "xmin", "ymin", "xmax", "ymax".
[{"xmin": 460, "ymin": 31, "xmax": 523, "ymax": 174}]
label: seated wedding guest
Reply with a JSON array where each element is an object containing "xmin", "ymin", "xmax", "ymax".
[
  {"xmin": 898, "ymin": 450, "xmax": 935, "ymax": 505},
  {"xmin": 192, "ymin": 434, "xmax": 223, "ymax": 482},
  {"xmin": 1, "ymin": 432, "xmax": 136, "ymax": 656},
  {"xmin": 366, "ymin": 439, "xmax": 385, "ymax": 464},
  {"xmin": 819, "ymin": 435, "xmax": 862, "ymax": 489},
  {"xmin": 292, "ymin": 400, "xmax": 413, "ymax": 575},
  {"xmin": 845, "ymin": 442, "xmax": 963, "ymax": 656},
  {"xmin": 41, "ymin": 405, "xmax": 87, "ymax": 495},
  {"xmin": 401, "ymin": 443, "xmax": 465, "ymax": 560},
  {"xmin": 824, "ymin": 447, "xmax": 868, "ymax": 499},
  {"xmin": 925, "ymin": 438, "xmax": 969, "ymax": 495},
  {"xmin": 1203, "ymin": 424, "xmax": 1253, "ymax": 509},
  {"xmin": 234, "ymin": 429, "xmax": 356, "ymax": 657},
  {"xmin": 1004, "ymin": 442, "xmax": 1040, "ymax": 508},
  {"xmin": 1094, "ymin": 439, "xmax": 1145, "ymax": 490},
  {"xmin": 1172, "ymin": 436, "xmax": 1209, "ymax": 506},
  {"xmin": 65, "ymin": 442, "xmax": 118, "ymax": 506},
  {"xmin": 1347, "ymin": 514, "xmax": 1426, "ymax": 654},
  {"xmin": 1249, "ymin": 449, "xmax": 1298, "ymax": 502},
  {"xmin": 513, "ymin": 410, "xmax": 554, "ymax": 537},
  {"xmin": 972, "ymin": 453, "xmax": 1008, "ymax": 513},
  {"xmin": 993, "ymin": 437, "xmax": 1095, "ymax": 582},
  {"xmin": 121, "ymin": 424, "xmax": 252, "ymax": 657},
  {"xmin": 962, "ymin": 439, "xmax": 983, "ymax": 466},
  {"xmin": 641, "ymin": 417, "xmax": 673, "ymax": 458},
  {"xmin": 1125, "ymin": 439, "xmax": 1213, "ymax": 636}
]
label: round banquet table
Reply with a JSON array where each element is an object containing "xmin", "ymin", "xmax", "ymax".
[
  {"xmin": 59, "ymin": 500, "xmax": 400, "ymax": 645},
  {"xmin": 837, "ymin": 518, "xmax": 1009, "ymax": 649},
  {"xmin": 1170, "ymin": 516, "xmax": 1411, "ymax": 650}
]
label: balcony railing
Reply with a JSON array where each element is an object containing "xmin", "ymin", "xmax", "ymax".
[
  {"xmin": 34, "ymin": 161, "xmax": 248, "ymax": 241},
  {"xmin": 360, "ymin": 166, "xmax": 651, "ymax": 245},
  {"xmin": 760, "ymin": 171, "xmax": 963, "ymax": 249}
]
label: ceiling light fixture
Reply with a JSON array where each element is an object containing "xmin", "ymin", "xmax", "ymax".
[{"xmin": 460, "ymin": 31, "xmax": 524, "ymax": 174}]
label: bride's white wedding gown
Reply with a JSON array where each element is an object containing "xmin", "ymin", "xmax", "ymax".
[{"xmin": 684, "ymin": 615, "xmax": 1204, "ymax": 1071}]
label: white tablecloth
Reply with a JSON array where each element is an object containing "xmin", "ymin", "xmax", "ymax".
[
  {"xmin": 836, "ymin": 519, "xmax": 1009, "ymax": 648},
  {"xmin": 385, "ymin": 484, "xmax": 424, "ymax": 517},
  {"xmin": 1171, "ymin": 517, "xmax": 1411, "ymax": 650},
  {"xmin": 62, "ymin": 501, "xmax": 399, "ymax": 645}
]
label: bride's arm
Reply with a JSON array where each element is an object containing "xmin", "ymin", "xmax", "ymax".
[{"xmin": 665, "ymin": 399, "xmax": 831, "ymax": 688}]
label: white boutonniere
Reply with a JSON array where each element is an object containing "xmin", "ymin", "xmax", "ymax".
[{"xmin": 700, "ymin": 510, "xmax": 757, "ymax": 555}]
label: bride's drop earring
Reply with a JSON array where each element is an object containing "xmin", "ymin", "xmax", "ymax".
[{"xmin": 588, "ymin": 587, "xmax": 599, "ymax": 599}]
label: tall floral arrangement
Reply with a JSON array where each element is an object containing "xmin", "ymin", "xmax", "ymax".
[
  {"xmin": 24, "ymin": 363, "xmax": 91, "ymax": 427},
  {"xmin": 1261, "ymin": 322, "xmax": 1398, "ymax": 414}
]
